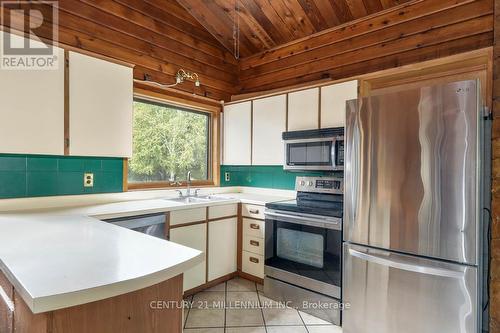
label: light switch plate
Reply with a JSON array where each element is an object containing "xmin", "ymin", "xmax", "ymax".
[
  {"xmin": 224, "ymin": 172, "xmax": 230, "ymax": 182},
  {"xmin": 84, "ymin": 173, "xmax": 94, "ymax": 187}
]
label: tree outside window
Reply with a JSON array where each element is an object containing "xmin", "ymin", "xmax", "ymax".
[{"xmin": 128, "ymin": 99, "xmax": 210, "ymax": 184}]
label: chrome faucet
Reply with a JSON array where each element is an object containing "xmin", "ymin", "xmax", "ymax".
[{"xmin": 186, "ymin": 171, "xmax": 192, "ymax": 197}]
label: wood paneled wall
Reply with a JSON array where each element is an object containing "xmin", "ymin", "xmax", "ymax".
[
  {"xmin": 1, "ymin": 0, "xmax": 238, "ymax": 101},
  {"xmin": 238, "ymin": 0, "xmax": 494, "ymax": 94},
  {"xmin": 490, "ymin": 0, "xmax": 500, "ymax": 330}
]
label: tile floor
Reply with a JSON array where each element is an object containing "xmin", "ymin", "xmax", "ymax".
[{"xmin": 183, "ymin": 277, "xmax": 342, "ymax": 333}]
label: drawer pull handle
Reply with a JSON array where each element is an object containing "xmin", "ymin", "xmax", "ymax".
[
  {"xmin": 250, "ymin": 240, "xmax": 260, "ymax": 246},
  {"xmin": 250, "ymin": 223, "xmax": 260, "ymax": 230},
  {"xmin": 249, "ymin": 209, "xmax": 260, "ymax": 214},
  {"xmin": 249, "ymin": 257, "xmax": 259, "ymax": 264}
]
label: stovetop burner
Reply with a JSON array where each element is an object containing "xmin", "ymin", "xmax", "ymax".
[{"xmin": 266, "ymin": 176, "xmax": 344, "ymax": 218}]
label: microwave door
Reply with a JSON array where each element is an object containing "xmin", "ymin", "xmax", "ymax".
[{"xmin": 284, "ymin": 137, "xmax": 336, "ymax": 171}]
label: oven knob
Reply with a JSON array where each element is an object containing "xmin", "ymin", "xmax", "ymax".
[{"xmin": 308, "ymin": 181, "xmax": 314, "ymax": 186}]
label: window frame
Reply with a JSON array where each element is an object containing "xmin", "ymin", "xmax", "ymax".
[{"xmin": 126, "ymin": 92, "xmax": 220, "ymax": 190}]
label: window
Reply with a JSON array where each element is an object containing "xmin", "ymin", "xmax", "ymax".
[{"xmin": 128, "ymin": 98, "xmax": 212, "ymax": 187}]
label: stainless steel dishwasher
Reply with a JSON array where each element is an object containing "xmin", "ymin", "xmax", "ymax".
[{"xmin": 104, "ymin": 213, "xmax": 167, "ymax": 240}]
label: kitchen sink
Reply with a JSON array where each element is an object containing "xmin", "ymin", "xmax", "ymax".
[{"xmin": 164, "ymin": 195, "xmax": 231, "ymax": 204}]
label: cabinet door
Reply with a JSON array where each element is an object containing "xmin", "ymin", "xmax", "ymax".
[
  {"xmin": 170, "ymin": 224, "xmax": 207, "ymax": 292},
  {"xmin": 287, "ymin": 88, "xmax": 319, "ymax": 131},
  {"xmin": 223, "ymin": 102, "xmax": 252, "ymax": 165},
  {"xmin": 252, "ymin": 95, "xmax": 286, "ymax": 165},
  {"xmin": 320, "ymin": 80, "xmax": 358, "ymax": 128},
  {"xmin": 208, "ymin": 218, "xmax": 237, "ymax": 281},
  {"xmin": 69, "ymin": 52, "xmax": 133, "ymax": 157},
  {"xmin": 0, "ymin": 33, "xmax": 64, "ymax": 155}
]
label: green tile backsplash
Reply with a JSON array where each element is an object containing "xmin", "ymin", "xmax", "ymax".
[
  {"xmin": 220, "ymin": 165, "xmax": 334, "ymax": 190},
  {"xmin": 0, "ymin": 154, "xmax": 124, "ymax": 199}
]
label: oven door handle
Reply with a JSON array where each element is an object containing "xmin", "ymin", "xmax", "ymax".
[{"xmin": 264, "ymin": 210, "xmax": 341, "ymax": 230}]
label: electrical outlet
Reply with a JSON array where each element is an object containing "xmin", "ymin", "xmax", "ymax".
[
  {"xmin": 84, "ymin": 173, "xmax": 94, "ymax": 187},
  {"xmin": 224, "ymin": 172, "xmax": 230, "ymax": 182}
]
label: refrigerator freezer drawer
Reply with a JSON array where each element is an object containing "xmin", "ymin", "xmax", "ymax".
[{"xmin": 343, "ymin": 243, "xmax": 477, "ymax": 333}]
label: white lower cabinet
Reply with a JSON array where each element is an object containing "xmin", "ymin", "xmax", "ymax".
[
  {"xmin": 241, "ymin": 204, "xmax": 265, "ymax": 279},
  {"xmin": 242, "ymin": 251, "xmax": 264, "ymax": 279},
  {"xmin": 208, "ymin": 217, "xmax": 238, "ymax": 281},
  {"xmin": 169, "ymin": 223, "xmax": 207, "ymax": 292},
  {"xmin": 169, "ymin": 203, "xmax": 263, "ymax": 290},
  {"xmin": 243, "ymin": 218, "xmax": 265, "ymax": 239},
  {"xmin": 243, "ymin": 234, "xmax": 264, "ymax": 256}
]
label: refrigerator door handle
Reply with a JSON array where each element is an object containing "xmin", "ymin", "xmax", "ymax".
[
  {"xmin": 348, "ymin": 248, "xmax": 465, "ymax": 279},
  {"xmin": 345, "ymin": 100, "xmax": 359, "ymax": 237}
]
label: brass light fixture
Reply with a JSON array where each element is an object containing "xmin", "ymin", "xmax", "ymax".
[
  {"xmin": 140, "ymin": 68, "xmax": 201, "ymax": 89},
  {"xmin": 175, "ymin": 69, "xmax": 200, "ymax": 87}
]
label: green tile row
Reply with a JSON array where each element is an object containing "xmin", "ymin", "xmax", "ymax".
[
  {"xmin": 0, "ymin": 154, "xmax": 124, "ymax": 199},
  {"xmin": 220, "ymin": 165, "xmax": 335, "ymax": 190}
]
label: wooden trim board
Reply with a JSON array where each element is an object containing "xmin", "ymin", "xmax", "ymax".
[
  {"xmin": 237, "ymin": 203, "xmax": 243, "ymax": 272},
  {"xmin": 169, "ymin": 220, "xmax": 207, "ymax": 230},
  {"xmin": 238, "ymin": 271, "xmax": 264, "ymax": 285},
  {"xmin": 64, "ymin": 50, "xmax": 70, "ymax": 156}
]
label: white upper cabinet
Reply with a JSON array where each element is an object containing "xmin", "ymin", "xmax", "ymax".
[
  {"xmin": 0, "ymin": 33, "xmax": 65, "ymax": 155},
  {"xmin": 287, "ymin": 88, "xmax": 319, "ymax": 131},
  {"xmin": 320, "ymin": 80, "xmax": 358, "ymax": 128},
  {"xmin": 69, "ymin": 51, "xmax": 133, "ymax": 157},
  {"xmin": 252, "ymin": 95, "xmax": 286, "ymax": 165},
  {"xmin": 223, "ymin": 101, "xmax": 252, "ymax": 165}
]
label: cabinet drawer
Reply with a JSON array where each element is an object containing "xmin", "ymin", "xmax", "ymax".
[
  {"xmin": 209, "ymin": 204, "xmax": 237, "ymax": 220},
  {"xmin": 242, "ymin": 204, "xmax": 265, "ymax": 220},
  {"xmin": 170, "ymin": 208, "xmax": 206, "ymax": 226},
  {"xmin": 243, "ymin": 218, "xmax": 265, "ymax": 238},
  {"xmin": 243, "ymin": 234, "xmax": 264, "ymax": 256},
  {"xmin": 242, "ymin": 251, "xmax": 264, "ymax": 279}
]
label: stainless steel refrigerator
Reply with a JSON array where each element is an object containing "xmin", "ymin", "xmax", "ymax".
[{"xmin": 343, "ymin": 80, "xmax": 488, "ymax": 333}]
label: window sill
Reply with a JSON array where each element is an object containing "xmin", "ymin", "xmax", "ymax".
[{"xmin": 127, "ymin": 180, "xmax": 216, "ymax": 191}]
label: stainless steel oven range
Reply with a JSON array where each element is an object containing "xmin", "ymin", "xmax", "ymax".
[{"xmin": 264, "ymin": 176, "xmax": 343, "ymax": 325}]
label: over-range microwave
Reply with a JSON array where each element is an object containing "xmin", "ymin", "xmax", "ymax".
[{"xmin": 283, "ymin": 128, "xmax": 344, "ymax": 171}]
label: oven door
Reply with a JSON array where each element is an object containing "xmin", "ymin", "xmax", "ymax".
[
  {"xmin": 264, "ymin": 209, "xmax": 342, "ymax": 299},
  {"xmin": 284, "ymin": 136, "xmax": 343, "ymax": 171}
]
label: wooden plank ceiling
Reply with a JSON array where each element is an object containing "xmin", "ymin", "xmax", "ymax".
[
  {"xmin": 237, "ymin": 0, "xmax": 494, "ymax": 93},
  {"xmin": 175, "ymin": 0, "xmax": 412, "ymax": 58},
  {"xmin": 1, "ymin": 0, "xmax": 494, "ymax": 101},
  {"xmin": 2, "ymin": 0, "xmax": 238, "ymax": 102}
]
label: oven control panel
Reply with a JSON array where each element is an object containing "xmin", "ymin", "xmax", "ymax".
[{"xmin": 295, "ymin": 176, "xmax": 343, "ymax": 194}]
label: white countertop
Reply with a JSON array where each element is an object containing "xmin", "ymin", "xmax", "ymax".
[
  {"xmin": 0, "ymin": 214, "xmax": 203, "ymax": 314},
  {"xmin": 0, "ymin": 188, "xmax": 293, "ymax": 314}
]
